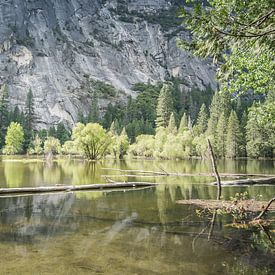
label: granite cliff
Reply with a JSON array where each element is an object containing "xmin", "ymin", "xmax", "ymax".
[{"xmin": 0, "ymin": 0, "xmax": 216, "ymax": 128}]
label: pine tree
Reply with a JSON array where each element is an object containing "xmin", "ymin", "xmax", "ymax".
[
  {"xmin": 48, "ymin": 126, "xmax": 57, "ymax": 137},
  {"xmin": 194, "ymin": 103, "xmax": 208, "ymax": 135},
  {"xmin": 207, "ymin": 91, "xmax": 231, "ymax": 135},
  {"xmin": 155, "ymin": 84, "xmax": 173, "ymax": 128},
  {"xmin": 226, "ymin": 110, "xmax": 242, "ymax": 158},
  {"xmin": 109, "ymin": 121, "xmax": 118, "ymax": 136},
  {"xmin": 88, "ymin": 93, "xmax": 100, "ymax": 123},
  {"xmin": 167, "ymin": 113, "xmax": 177, "ymax": 134},
  {"xmin": 56, "ymin": 123, "xmax": 70, "ymax": 144},
  {"xmin": 24, "ymin": 89, "xmax": 35, "ymax": 150},
  {"xmin": 178, "ymin": 113, "xmax": 188, "ymax": 133},
  {"xmin": 216, "ymin": 112, "xmax": 227, "ymax": 157},
  {"xmin": 0, "ymin": 84, "xmax": 9, "ymax": 148}
]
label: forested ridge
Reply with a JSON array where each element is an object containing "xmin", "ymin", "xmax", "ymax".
[{"xmin": 0, "ymin": 78, "xmax": 273, "ymax": 159}]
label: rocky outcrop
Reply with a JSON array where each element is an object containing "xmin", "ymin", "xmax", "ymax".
[{"xmin": 0, "ymin": 0, "xmax": 216, "ymax": 128}]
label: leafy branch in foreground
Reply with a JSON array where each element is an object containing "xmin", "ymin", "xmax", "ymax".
[{"xmin": 178, "ymin": 0, "xmax": 275, "ymax": 95}]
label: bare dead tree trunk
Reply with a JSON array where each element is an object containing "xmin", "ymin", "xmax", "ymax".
[
  {"xmin": 207, "ymin": 139, "xmax": 221, "ymax": 200},
  {"xmin": 254, "ymin": 197, "xmax": 275, "ymax": 220}
]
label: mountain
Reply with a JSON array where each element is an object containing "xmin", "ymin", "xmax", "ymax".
[{"xmin": 0, "ymin": 0, "xmax": 216, "ymax": 128}]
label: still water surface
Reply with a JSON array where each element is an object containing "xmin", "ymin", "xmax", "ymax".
[{"xmin": 0, "ymin": 157, "xmax": 274, "ymax": 274}]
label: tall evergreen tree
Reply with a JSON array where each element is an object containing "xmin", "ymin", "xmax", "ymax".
[
  {"xmin": 0, "ymin": 84, "xmax": 9, "ymax": 148},
  {"xmin": 216, "ymin": 112, "xmax": 227, "ymax": 157},
  {"xmin": 178, "ymin": 113, "xmax": 188, "ymax": 133},
  {"xmin": 88, "ymin": 93, "xmax": 100, "ymax": 123},
  {"xmin": 24, "ymin": 89, "xmax": 35, "ymax": 150},
  {"xmin": 167, "ymin": 113, "xmax": 177, "ymax": 134},
  {"xmin": 226, "ymin": 110, "xmax": 242, "ymax": 158},
  {"xmin": 155, "ymin": 84, "xmax": 173, "ymax": 128},
  {"xmin": 207, "ymin": 91, "xmax": 231, "ymax": 135},
  {"xmin": 194, "ymin": 103, "xmax": 208, "ymax": 135},
  {"xmin": 56, "ymin": 122, "xmax": 70, "ymax": 144}
]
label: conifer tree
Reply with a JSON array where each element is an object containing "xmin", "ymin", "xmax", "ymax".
[
  {"xmin": 194, "ymin": 103, "xmax": 208, "ymax": 135},
  {"xmin": 216, "ymin": 112, "xmax": 227, "ymax": 157},
  {"xmin": 178, "ymin": 113, "xmax": 188, "ymax": 133},
  {"xmin": 88, "ymin": 93, "xmax": 100, "ymax": 123},
  {"xmin": 24, "ymin": 89, "xmax": 35, "ymax": 150},
  {"xmin": 109, "ymin": 121, "xmax": 118, "ymax": 136},
  {"xmin": 0, "ymin": 84, "xmax": 9, "ymax": 148},
  {"xmin": 167, "ymin": 113, "xmax": 177, "ymax": 134},
  {"xmin": 207, "ymin": 91, "xmax": 231, "ymax": 135},
  {"xmin": 155, "ymin": 84, "xmax": 173, "ymax": 128},
  {"xmin": 226, "ymin": 110, "xmax": 241, "ymax": 158},
  {"xmin": 56, "ymin": 123, "xmax": 70, "ymax": 144}
]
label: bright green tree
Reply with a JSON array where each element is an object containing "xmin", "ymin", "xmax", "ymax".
[
  {"xmin": 28, "ymin": 134, "xmax": 43, "ymax": 155},
  {"xmin": 178, "ymin": 113, "xmax": 188, "ymax": 133},
  {"xmin": 44, "ymin": 136, "xmax": 61, "ymax": 155},
  {"xmin": 72, "ymin": 123, "xmax": 111, "ymax": 160},
  {"xmin": 112, "ymin": 127, "xmax": 130, "ymax": 159},
  {"xmin": 155, "ymin": 84, "xmax": 174, "ymax": 128},
  {"xmin": 246, "ymin": 101, "xmax": 274, "ymax": 158},
  {"xmin": 215, "ymin": 112, "xmax": 227, "ymax": 157},
  {"xmin": 226, "ymin": 111, "xmax": 242, "ymax": 158},
  {"xmin": 194, "ymin": 104, "xmax": 208, "ymax": 135},
  {"xmin": 167, "ymin": 113, "xmax": 177, "ymax": 134},
  {"xmin": 3, "ymin": 122, "xmax": 24, "ymax": 155}
]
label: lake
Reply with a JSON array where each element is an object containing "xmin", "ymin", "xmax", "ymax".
[{"xmin": 0, "ymin": 157, "xmax": 274, "ymax": 274}]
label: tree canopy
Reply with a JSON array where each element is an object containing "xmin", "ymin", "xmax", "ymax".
[{"xmin": 178, "ymin": 0, "xmax": 275, "ymax": 95}]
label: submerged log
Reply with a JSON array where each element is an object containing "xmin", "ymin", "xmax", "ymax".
[
  {"xmin": 0, "ymin": 182, "xmax": 157, "ymax": 195},
  {"xmin": 210, "ymin": 177, "xmax": 275, "ymax": 186},
  {"xmin": 176, "ymin": 199, "xmax": 275, "ymax": 213},
  {"xmin": 101, "ymin": 168, "xmax": 274, "ymax": 179}
]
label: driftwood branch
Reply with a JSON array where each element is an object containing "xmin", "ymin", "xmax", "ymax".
[
  {"xmin": 254, "ymin": 197, "xmax": 275, "ymax": 220},
  {"xmin": 207, "ymin": 139, "xmax": 221, "ymax": 200},
  {"xmin": 0, "ymin": 182, "xmax": 157, "ymax": 196}
]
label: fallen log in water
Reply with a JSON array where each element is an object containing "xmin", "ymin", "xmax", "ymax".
[
  {"xmin": 176, "ymin": 199, "xmax": 275, "ymax": 213},
  {"xmin": 210, "ymin": 177, "xmax": 275, "ymax": 186},
  {"xmin": 101, "ymin": 168, "xmax": 275, "ymax": 179},
  {"xmin": 0, "ymin": 182, "xmax": 157, "ymax": 195}
]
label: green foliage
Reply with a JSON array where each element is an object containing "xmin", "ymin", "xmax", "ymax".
[
  {"xmin": 128, "ymin": 135, "xmax": 155, "ymax": 158},
  {"xmin": 167, "ymin": 113, "xmax": 177, "ymax": 134},
  {"xmin": 3, "ymin": 122, "xmax": 24, "ymax": 155},
  {"xmin": 72, "ymin": 123, "xmax": 111, "ymax": 160},
  {"xmin": 215, "ymin": 112, "xmax": 227, "ymax": 157},
  {"xmin": 44, "ymin": 136, "xmax": 61, "ymax": 155},
  {"xmin": 88, "ymin": 93, "xmax": 100, "ymax": 123},
  {"xmin": 28, "ymin": 135, "xmax": 43, "ymax": 155},
  {"xmin": 111, "ymin": 127, "xmax": 130, "ymax": 159},
  {"xmin": 61, "ymin": 140, "xmax": 78, "ymax": 155},
  {"xmin": 246, "ymin": 101, "xmax": 274, "ymax": 158},
  {"xmin": 178, "ymin": 0, "xmax": 274, "ymax": 95},
  {"xmin": 194, "ymin": 104, "xmax": 208, "ymax": 135},
  {"xmin": 178, "ymin": 113, "xmax": 188, "ymax": 133},
  {"xmin": 156, "ymin": 84, "xmax": 174, "ymax": 128},
  {"xmin": 56, "ymin": 123, "xmax": 71, "ymax": 144},
  {"xmin": 226, "ymin": 111, "xmax": 242, "ymax": 158},
  {"xmin": 0, "ymin": 84, "xmax": 9, "ymax": 148},
  {"xmin": 24, "ymin": 89, "xmax": 35, "ymax": 150}
]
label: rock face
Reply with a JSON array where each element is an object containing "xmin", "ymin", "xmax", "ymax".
[{"xmin": 0, "ymin": 0, "xmax": 216, "ymax": 128}]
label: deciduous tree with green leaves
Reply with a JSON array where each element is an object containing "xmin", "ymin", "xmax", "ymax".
[
  {"xmin": 72, "ymin": 123, "xmax": 111, "ymax": 160},
  {"xmin": 3, "ymin": 122, "xmax": 24, "ymax": 155}
]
